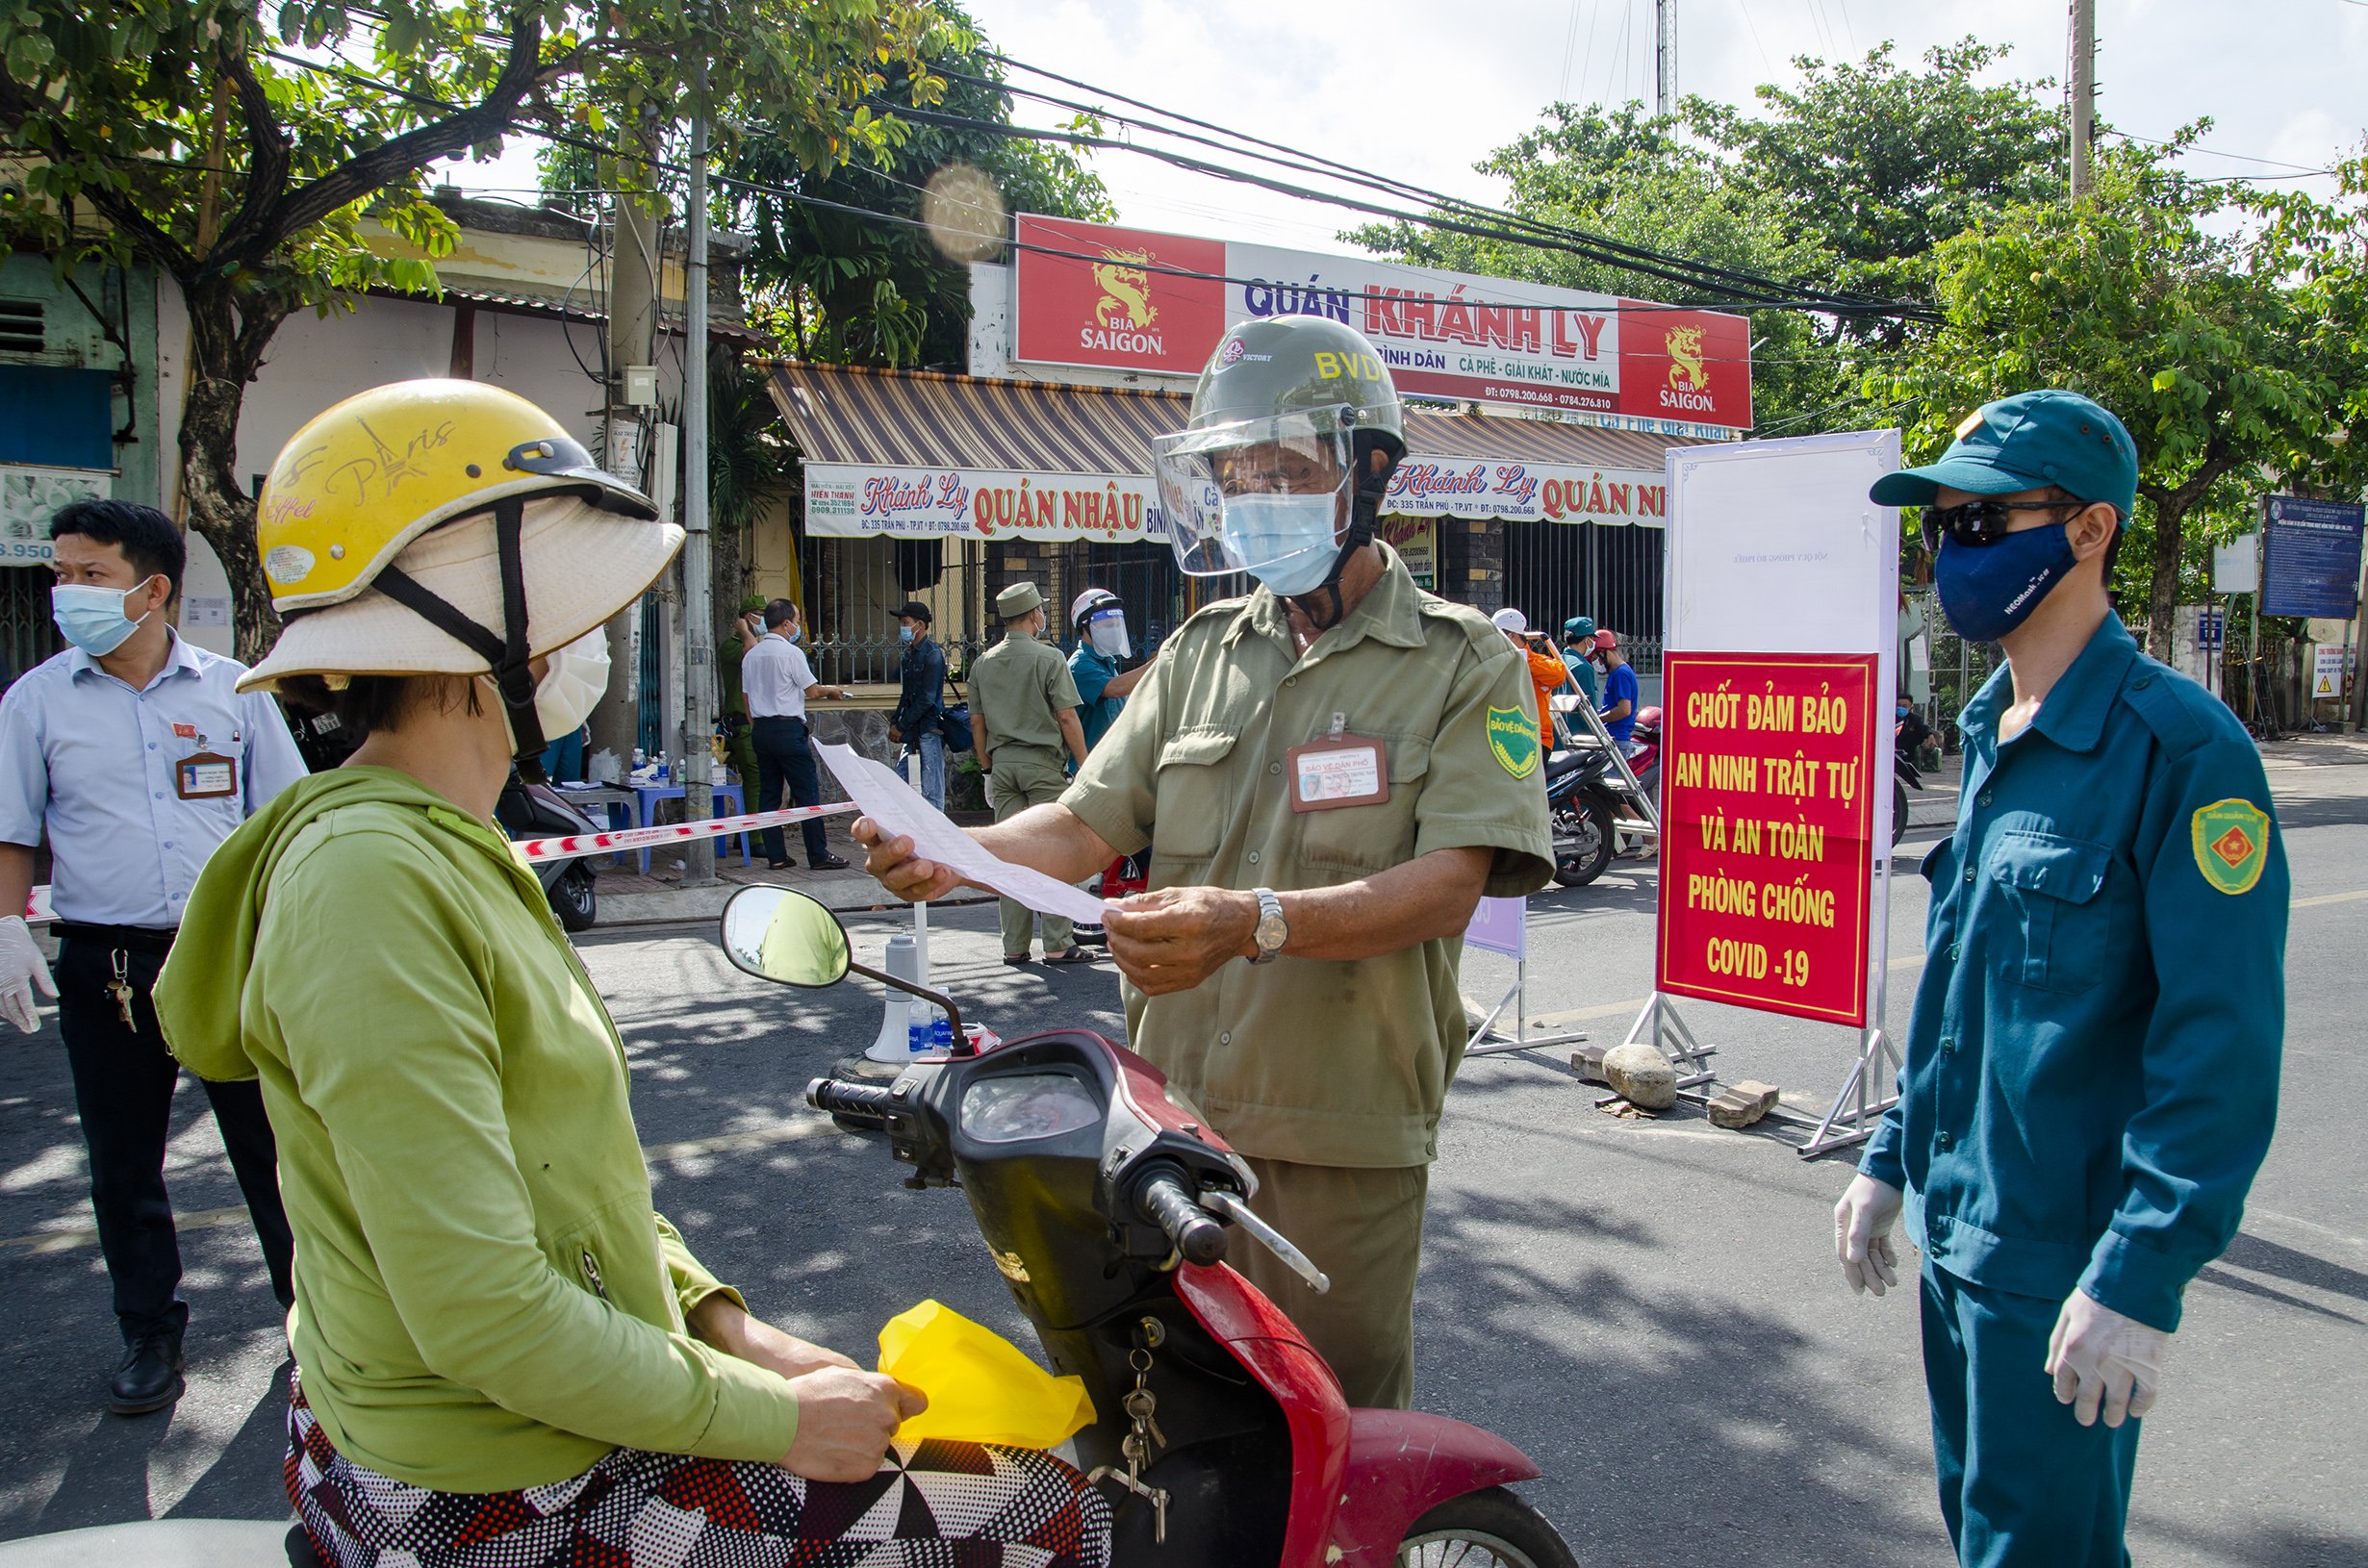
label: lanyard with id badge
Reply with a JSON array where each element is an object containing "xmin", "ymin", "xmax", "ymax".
[
  {"xmin": 172, "ymin": 720, "xmax": 241, "ymax": 800},
  {"xmin": 1287, "ymin": 713, "xmax": 1388, "ymax": 812}
]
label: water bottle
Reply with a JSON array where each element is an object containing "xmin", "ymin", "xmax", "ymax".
[
  {"xmin": 930, "ymin": 1015, "xmax": 954, "ymax": 1053},
  {"xmin": 631, "ymin": 746, "xmax": 647, "ymax": 768},
  {"xmin": 907, "ymin": 1014, "xmax": 929, "ymax": 1054}
]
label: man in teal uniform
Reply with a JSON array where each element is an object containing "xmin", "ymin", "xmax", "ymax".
[
  {"xmin": 1833, "ymin": 391, "xmax": 2288, "ymax": 1568},
  {"xmin": 1065, "ymin": 587, "xmax": 1151, "ymax": 753}
]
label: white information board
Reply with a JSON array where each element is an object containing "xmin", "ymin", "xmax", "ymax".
[{"xmin": 1664, "ymin": 429, "xmax": 1903, "ymax": 1028}]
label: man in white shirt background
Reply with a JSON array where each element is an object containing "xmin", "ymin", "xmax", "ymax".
[
  {"xmin": 0, "ymin": 499, "xmax": 307, "ymax": 1415},
  {"xmin": 737, "ymin": 598, "xmax": 853, "ymax": 870}
]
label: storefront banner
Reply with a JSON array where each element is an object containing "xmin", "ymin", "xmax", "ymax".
[
  {"xmin": 1385, "ymin": 461, "xmax": 1668, "ymax": 527},
  {"xmin": 805, "ymin": 463, "xmax": 1161, "ymax": 543},
  {"xmin": 1655, "ymin": 652, "xmax": 1880, "ymax": 1027},
  {"xmin": 1377, "ymin": 515, "xmax": 1436, "ymax": 588},
  {"xmin": 1013, "ymin": 215, "xmax": 1751, "ymax": 429}
]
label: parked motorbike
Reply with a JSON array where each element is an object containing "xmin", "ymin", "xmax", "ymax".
[
  {"xmin": 1626, "ymin": 705, "xmax": 1663, "ymax": 805},
  {"xmin": 1892, "ymin": 723, "xmax": 1923, "ymax": 849},
  {"xmin": 1543, "ymin": 746, "xmax": 1621, "ymax": 888},
  {"xmin": 495, "ymin": 769, "xmax": 602, "ymax": 931},
  {"xmin": 723, "ymin": 885, "xmax": 1577, "ymax": 1568}
]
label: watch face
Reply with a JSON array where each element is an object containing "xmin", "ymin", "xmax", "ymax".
[{"xmin": 1257, "ymin": 912, "xmax": 1288, "ymax": 950}]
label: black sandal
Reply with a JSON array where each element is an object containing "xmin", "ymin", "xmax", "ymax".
[{"xmin": 1042, "ymin": 947, "xmax": 1099, "ymax": 965}]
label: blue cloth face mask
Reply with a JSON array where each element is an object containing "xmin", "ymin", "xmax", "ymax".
[
  {"xmin": 1225, "ymin": 493, "xmax": 1341, "ymax": 597},
  {"xmin": 1932, "ymin": 524, "xmax": 2076, "ymax": 643},
  {"xmin": 52, "ymin": 578, "xmax": 159, "ymax": 657},
  {"xmin": 898, "ymin": 625, "xmax": 915, "ymax": 645}
]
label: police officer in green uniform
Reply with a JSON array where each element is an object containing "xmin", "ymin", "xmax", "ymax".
[
  {"xmin": 1832, "ymin": 392, "xmax": 2288, "ymax": 1568},
  {"xmin": 969, "ymin": 581, "xmax": 1093, "ymax": 965},
  {"xmin": 856, "ymin": 318, "xmax": 1553, "ymax": 1408}
]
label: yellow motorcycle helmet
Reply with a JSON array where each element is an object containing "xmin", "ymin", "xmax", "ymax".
[
  {"xmin": 243, "ymin": 379, "xmax": 676, "ymax": 766},
  {"xmin": 256, "ymin": 379, "xmax": 655, "ymax": 614}
]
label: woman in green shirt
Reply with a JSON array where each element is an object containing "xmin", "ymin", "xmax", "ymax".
[{"xmin": 155, "ymin": 382, "xmax": 1107, "ymax": 1567}]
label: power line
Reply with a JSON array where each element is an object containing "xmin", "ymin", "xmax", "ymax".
[
  {"xmin": 973, "ymin": 54, "xmax": 1925, "ymax": 316},
  {"xmin": 251, "ymin": 46, "xmax": 1932, "ymax": 331},
  {"xmin": 2104, "ymin": 128, "xmax": 2339, "ymax": 175}
]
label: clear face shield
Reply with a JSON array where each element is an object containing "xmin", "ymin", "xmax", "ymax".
[
  {"xmin": 1082, "ymin": 606, "xmax": 1132, "ymax": 659},
  {"xmin": 1152, "ymin": 411, "xmax": 1355, "ymax": 596}
]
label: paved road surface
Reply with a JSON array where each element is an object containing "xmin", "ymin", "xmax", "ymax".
[{"xmin": 1, "ymin": 751, "xmax": 2362, "ymax": 1564}]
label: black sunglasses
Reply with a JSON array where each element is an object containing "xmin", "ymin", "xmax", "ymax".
[{"xmin": 1921, "ymin": 498, "xmax": 2089, "ymax": 550}]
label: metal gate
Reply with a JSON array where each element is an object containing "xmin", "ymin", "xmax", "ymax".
[
  {"xmin": 1502, "ymin": 520, "xmax": 1665, "ymax": 672},
  {"xmin": 801, "ymin": 536, "xmax": 992, "ymax": 683},
  {"xmin": 0, "ymin": 567, "xmax": 56, "ymax": 687}
]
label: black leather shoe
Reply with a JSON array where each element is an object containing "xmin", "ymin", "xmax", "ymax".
[
  {"xmin": 809, "ymin": 853, "xmax": 850, "ymax": 871},
  {"xmin": 108, "ymin": 1331, "xmax": 185, "ymax": 1415}
]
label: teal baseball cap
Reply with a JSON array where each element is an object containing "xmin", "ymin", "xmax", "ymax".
[{"xmin": 1871, "ymin": 390, "xmax": 2138, "ymax": 516}]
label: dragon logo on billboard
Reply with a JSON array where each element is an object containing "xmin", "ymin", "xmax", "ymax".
[
  {"xmin": 1093, "ymin": 248, "xmax": 1159, "ymax": 333},
  {"xmin": 1665, "ymin": 325, "xmax": 1708, "ymax": 393}
]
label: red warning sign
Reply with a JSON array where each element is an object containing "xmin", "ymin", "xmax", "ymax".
[{"xmin": 1655, "ymin": 652, "xmax": 1880, "ymax": 1026}]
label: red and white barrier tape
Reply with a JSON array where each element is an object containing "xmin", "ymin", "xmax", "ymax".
[
  {"xmin": 20, "ymin": 802, "xmax": 864, "ymax": 920},
  {"xmin": 512, "ymin": 801, "xmax": 859, "ymax": 864}
]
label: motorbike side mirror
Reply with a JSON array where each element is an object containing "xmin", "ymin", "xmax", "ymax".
[{"xmin": 721, "ymin": 885, "xmax": 852, "ymax": 989}]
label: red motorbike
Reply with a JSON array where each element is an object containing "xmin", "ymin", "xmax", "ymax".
[{"xmin": 722, "ymin": 886, "xmax": 1576, "ymax": 1568}]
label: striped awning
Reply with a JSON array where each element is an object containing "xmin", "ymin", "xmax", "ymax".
[{"xmin": 768, "ymin": 362, "xmax": 1701, "ymax": 539}]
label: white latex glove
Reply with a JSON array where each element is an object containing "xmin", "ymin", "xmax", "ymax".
[
  {"xmin": 1834, "ymin": 1173, "xmax": 1904, "ymax": 1297},
  {"xmin": 2047, "ymin": 1289, "xmax": 2172, "ymax": 1429},
  {"xmin": 0, "ymin": 915, "xmax": 57, "ymax": 1034}
]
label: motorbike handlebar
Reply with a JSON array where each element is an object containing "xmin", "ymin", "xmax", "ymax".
[
  {"xmin": 1136, "ymin": 1170, "xmax": 1229, "ymax": 1267},
  {"xmin": 805, "ymin": 1076, "xmax": 893, "ymax": 1130}
]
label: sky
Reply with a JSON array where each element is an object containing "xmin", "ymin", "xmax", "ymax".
[
  {"xmin": 444, "ymin": 0, "xmax": 2367, "ymax": 254},
  {"xmin": 950, "ymin": 0, "xmax": 2367, "ymax": 249}
]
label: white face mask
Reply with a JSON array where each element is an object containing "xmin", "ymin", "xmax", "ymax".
[
  {"xmin": 1226, "ymin": 493, "xmax": 1341, "ymax": 596},
  {"xmin": 534, "ymin": 630, "xmax": 610, "ymax": 740},
  {"xmin": 1088, "ymin": 615, "xmax": 1131, "ymax": 659}
]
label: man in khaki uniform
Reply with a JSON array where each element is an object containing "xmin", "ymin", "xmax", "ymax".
[
  {"xmin": 857, "ymin": 317, "xmax": 1552, "ymax": 1407},
  {"xmin": 968, "ymin": 581, "xmax": 1093, "ymax": 965}
]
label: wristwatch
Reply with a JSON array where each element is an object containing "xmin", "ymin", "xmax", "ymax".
[{"xmin": 1249, "ymin": 887, "xmax": 1288, "ymax": 965}]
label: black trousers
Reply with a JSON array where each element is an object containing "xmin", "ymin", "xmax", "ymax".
[
  {"xmin": 56, "ymin": 936, "xmax": 294, "ymax": 1341},
  {"xmin": 751, "ymin": 716, "xmax": 830, "ymax": 865}
]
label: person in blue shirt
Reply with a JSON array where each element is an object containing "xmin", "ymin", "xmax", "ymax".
[
  {"xmin": 0, "ymin": 499, "xmax": 308, "ymax": 1416},
  {"xmin": 1591, "ymin": 630, "xmax": 1639, "ymax": 751},
  {"xmin": 886, "ymin": 599, "xmax": 948, "ymax": 810},
  {"xmin": 1065, "ymin": 588, "xmax": 1151, "ymax": 752},
  {"xmin": 1834, "ymin": 391, "xmax": 2288, "ymax": 1568}
]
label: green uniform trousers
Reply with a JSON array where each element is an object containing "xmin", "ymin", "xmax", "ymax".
[
  {"xmin": 985, "ymin": 746, "xmax": 1076, "ymax": 958},
  {"xmin": 1922, "ymin": 1262, "xmax": 2141, "ymax": 1568},
  {"xmin": 1237, "ymin": 1156, "xmax": 1428, "ymax": 1410}
]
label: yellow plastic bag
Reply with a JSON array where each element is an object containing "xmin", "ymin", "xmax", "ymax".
[{"xmin": 876, "ymin": 1300, "xmax": 1097, "ymax": 1449}]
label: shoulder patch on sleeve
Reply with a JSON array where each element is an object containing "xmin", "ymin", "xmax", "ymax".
[
  {"xmin": 1486, "ymin": 705, "xmax": 1540, "ymax": 778},
  {"xmin": 2192, "ymin": 798, "xmax": 2271, "ymax": 895}
]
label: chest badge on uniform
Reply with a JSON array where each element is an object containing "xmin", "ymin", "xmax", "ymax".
[
  {"xmin": 2192, "ymin": 798, "xmax": 2270, "ymax": 896},
  {"xmin": 1485, "ymin": 705, "xmax": 1540, "ymax": 779}
]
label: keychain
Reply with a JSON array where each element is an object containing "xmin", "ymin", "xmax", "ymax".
[{"xmin": 107, "ymin": 949, "xmax": 137, "ymax": 1034}]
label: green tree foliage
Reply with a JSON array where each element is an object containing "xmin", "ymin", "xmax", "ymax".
[
  {"xmin": 721, "ymin": 8, "xmax": 1111, "ymax": 368},
  {"xmin": 1346, "ymin": 41, "xmax": 2069, "ymax": 434},
  {"xmin": 1692, "ymin": 40, "xmax": 2065, "ymax": 320},
  {"xmin": 1868, "ymin": 146, "xmax": 2368, "ymax": 654},
  {"xmin": 0, "ymin": 0, "xmax": 939, "ymax": 658}
]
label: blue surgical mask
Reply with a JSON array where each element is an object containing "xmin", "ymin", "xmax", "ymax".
[
  {"xmin": 898, "ymin": 625, "xmax": 915, "ymax": 645},
  {"xmin": 787, "ymin": 624, "xmax": 802, "ymax": 645},
  {"xmin": 52, "ymin": 578, "xmax": 159, "ymax": 657},
  {"xmin": 1226, "ymin": 493, "xmax": 1341, "ymax": 597},
  {"xmin": 1932, "ymin": 524, "xmax": 2076, "ymax": 643}
]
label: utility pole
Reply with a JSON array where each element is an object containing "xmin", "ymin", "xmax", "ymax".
[
  {"xmin": 2069, "ymin": 0, "xmax": 2097, "ymax": 203},
  {"xmin": 592, "ymin": 127, "xmax": 663, "ymax": 779},
  {"xmin": 677, "ymin": 56, "xmax": 719, "ymax": 886},
  {"xmin": 1654, "ymin": 0, "xmax": 1677, "ymax": 119}
]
